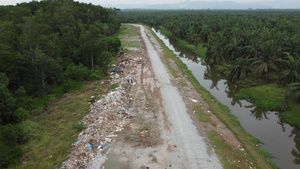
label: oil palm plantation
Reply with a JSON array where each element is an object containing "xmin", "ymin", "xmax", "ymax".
[
  {"xmin": 287, "ymin": 82, "xmax": 300, "ymax": 102},
  {"xmin": 242, "ymin": 36, "xmax": 261, "ymax": 59},
  {"xmin": 228, "ymin": 58, "xmax": 251, "ymax": 82},
  {"xmin": 224, "ymin": 37, "xmax": 243, "ymax": 60},
  {"xmin": 250, "ymin": 41, "xmax": 283, "ymax": 77},
  {"xmin": 206, "ymin": 34, "xmax": 227, "ymax": 64},
  {"xmin": 280, "ymin": 53, "xmax": 300, "ymax": 86}
]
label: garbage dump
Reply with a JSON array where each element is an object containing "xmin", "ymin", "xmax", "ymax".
[{"xmin": 61, "ymin": 53, "xmax": 140, "ymax": 169}]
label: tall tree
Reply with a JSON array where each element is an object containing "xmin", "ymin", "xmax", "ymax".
[
  {"xmin": 228, "ymin": 58, "xmax": 251, "ymax": 82},
  {"xmin": 224, "ymin": 37, "xmax": 242, "ymax": 60},
  {"xmin": 250, "ymin": 41, "xmax": 282, "ymax": 77},
  {"xmin": 280, "ymin": 53, "xmax": 300, "ymax": 85}
]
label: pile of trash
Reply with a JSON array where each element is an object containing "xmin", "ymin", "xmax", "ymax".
[{"xmin": 61, "ymin": 54, "xmax": 140, "ymax": 169}]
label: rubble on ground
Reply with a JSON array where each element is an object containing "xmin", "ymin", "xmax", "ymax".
[{"xmin": 61, "ymin": 53, "xmax": 141, "ymax": 169}]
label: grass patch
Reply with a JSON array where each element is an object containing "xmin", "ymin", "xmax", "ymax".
[
  {"xmin": 235, "ymin": 83, "xmax": 300, "ymax": 127},
  {"xmin": 235, "ymin": 84, "xmax": 286, "ymax": 111},
  {"xmin": 158, "ymin": 26, "xmax": 207, "ymax": 58},
  {"xmin": 10, "ymin": 81, "xmax": 104, "ymax": 169},
  {"xmin": 119, "ymin": 24, "xmax": 142, "ymax": 49},
  {"xmin": 51, "ymin": 80, "xmax": 83, "ymax": 98},
  {"xmin": 193, "ymin": 104, "xmax": 215, "ymax": 126},
  {"xmin": 111, "ymin": 83, "xmax": 120, "ymax": 89},
  {"xmin": 282, "ymin": 102, "xmax": 300, "ymax": 128},
  {"xmin": 167, "ymin": 61, "xmax": 179, "ymax": 78},
  {"xmin": 238, "ymin": 78, "xmax": 264, "ymax": 88},
  {"xmin": 208, "ymin": 131, "xmax": 250, "ymax": 169},
  {"xmin": 158, "ymin": 26, "xmax": 172, "ymax": 36},
  {"xmin": 149, "ymin": 26, "xmax": 277, "ymax": 169}
]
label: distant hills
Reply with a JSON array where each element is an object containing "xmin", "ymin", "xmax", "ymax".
[{"xmin": 102, "ymin": 0, "xmax": 300, "ymax": 10}]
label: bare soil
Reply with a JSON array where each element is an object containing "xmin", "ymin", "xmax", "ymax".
[{"xmin": 88, "ymin": 24, "xmax": 241, "ymax": 169}]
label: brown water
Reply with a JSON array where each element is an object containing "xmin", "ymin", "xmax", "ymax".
[{"xmin": 153, "ymin": 28, "xmax": 300, "ymax": 169}]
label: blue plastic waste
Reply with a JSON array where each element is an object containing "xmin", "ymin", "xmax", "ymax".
[
  {"xmin": 87, "ymin": 143, "xmax": 92, "ymax": 150},
  {"xmin": 75, "ymin": 141, "xmax": 81, "ymax": 145}
]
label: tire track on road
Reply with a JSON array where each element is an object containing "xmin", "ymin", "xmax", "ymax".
[{"xmin": 139, "ymin": 24, "xmax": 222, "ymax": 169}]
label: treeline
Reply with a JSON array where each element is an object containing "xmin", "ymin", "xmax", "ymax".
[
  {"xmin": 0, "ymin": 0, "xmax": 121, "ymax": 167},
  {"xmin": 122, "ymin": 10, "xmax": 300, "ymax": 102}
]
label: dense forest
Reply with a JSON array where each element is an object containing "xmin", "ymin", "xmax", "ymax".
[
  {"xmin": 0, "ymin": 0, "xmax": 121, "ymax": 167},
  {"xmin": 122, "ymin": 10, "xmax": 300, "ymax": 103}
]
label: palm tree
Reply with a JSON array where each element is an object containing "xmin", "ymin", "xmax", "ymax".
[
  {"xmin": 224, "ymin": 37, "xmax": 242, "ymax": 60},
  {"xmin": 250, "ymin": 41, "xmax": 283, "ymax": 77},
  {"xmin": 228, "ymin": 58, "xmax": 251, "ymax": 82},
  {"xmin": 206, "ymin": 34, "xmax": 227, "ymax": 64},
  {"xmin": 245, "ymin": 103, "xmax": 270, "ymax": 120},
  {"xmin": 204, "ymin": 65, "xmax": 221, "ymax": 90},
  {"xmin": 200, "ymin": 24, "xmax": 211, "ymax": 43},
  {"xmin": 242, "ymin": 37, "xmax": 261, "ymax": 59},
  {"xmin": 280, "ymin": 53, "xmax": 300, "ymax": 86},
  {"xmin": 282, "ymin": 36, "xmax": 300, "ymax": 58},
  {"xmin": 187, "ymin": 26, "xmax": 200, "ymax": 49},
  {"xmin": 224, "ymin": 81, "xmax": 242, "ymax": 107},
  {"xmin": 287, "ymin": 82, "xmax": 300, "ymax": 102}
]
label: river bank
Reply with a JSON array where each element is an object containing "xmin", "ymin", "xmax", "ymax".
[
  {"xmin": 149, "ymin": 26, "xmax": 276, "ymax": 168},
  {"xmin": 157, "ymin": 26, "xmax": 300, "ymax": 128},
  {"xmin": 152, "ymin": 26, "xmax": 300, "ymax": 169}
]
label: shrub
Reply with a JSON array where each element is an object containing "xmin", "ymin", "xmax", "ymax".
[
  {"xmin": 18, "ymin": 121, "xmax": 40, "ymax": 141},
  {"xmin": 88, "ymin": 69, "xmax": 104, "ymax": 81},
  {"xmin": 63, "ymin": 63, "xmax": 90, "ymax": 82},
  {"xmin": 0, "ymin": 124, "xmax": 22, "ymax": 168},
  {"xmin": 13, "ymin": 107, "xmax": 28, "ymax": 122},
  {"xmin": 74, "ymin": 122, "xmax": 87, "ymax": 131},
  {"xmin": 0, "ymin": 84, "xmax": 16, "ymax": 125},
  {"xmin": 52, "ymin": 80, "xmax": 83, "ymax": 98},
  {"xmin": 111, "ymin": 83, "xmax": 119, "ymax": 89}
]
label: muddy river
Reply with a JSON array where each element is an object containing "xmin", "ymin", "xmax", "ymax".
[{"xmin": 153, "ymin": 28, "xmax": 300, "ymax": 169}]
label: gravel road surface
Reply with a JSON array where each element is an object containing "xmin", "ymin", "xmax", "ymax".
[{"xmin": 139, "ymin": 25, "xmax": 222, "ymax": 169}]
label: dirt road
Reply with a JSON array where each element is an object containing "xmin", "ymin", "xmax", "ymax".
[
  {"xmin": 87, "ymin": 24, "xmax": 227, "ymax": 169},
  {"xmin": 139, "ymin": 25, "xmax": 222, "ymax": 168}
]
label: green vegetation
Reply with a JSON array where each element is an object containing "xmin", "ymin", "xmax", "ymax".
[
  {"xmin": 74, "ymin": 121, "xmax": 87, "ymax": 131},
  {"xmin": 236, "ymin": 84, "xmax": 300, "ymax": 127},
  {"xmin": 150, "ymin": 26, "xmax": 277, "ymax": 168},
  {"xmin": 236, "ymin": 84, "xmax": 286, "ymax": 111},
  {"xmin": 208, "ymin": 130, "xmax": 276, "ymax": 169},
  {"xmin": 157, "ymin": 26, "xmax": 172, "ymax": 36},
  {"xmin": 208, "ymin": 131, "xmax": 251, "ymax": 169},
  {"xmin": 0, "ymin": 0, "xmax": 121, "ymax": 167},
  {"xmin": 118, "ymin": 24, "xmax": 143, "ymax": 49},
  {"xmin": 122, "ymin": 9, "xmax": 300, "ymax": 128},
  {"xmin": 283, "ymin": 103, "xmax": 300, "ymax": 127},
  {"xmin": 193, "ymin": 104, "xmax": 215, "ymax": 126},
  {"xmin": 10, "ymin": 82, "xmax": 104, "ymax": 169},
  {"xmin": 158, "ymin": 26, "xmax": 207, "ymax": 57},
  {"xmin": 111, "ymin": 83, "xmax": 120, "ymax": 89}
]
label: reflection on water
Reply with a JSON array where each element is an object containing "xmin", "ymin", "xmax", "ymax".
[
  {"xmin": 204, "ymin": 66, "xmax": 220, "ymax": 90},
  {"xmin": 290, "ymin": 128, "xmax": 300, "ymax": 164},
  {"xmin": 224, "ymin": 81, "xmax": 242, "ymax": 107},
  {"xmin": 244, "ymin": 103, "xmax": 270, "ymax": 120},
  {"xmin": 152, "ymin": 28, "xmax": 300, "ymax": 169},
  {"xmin": 168, "ymin": 37, "xmax": 200, "ymax": 63}
]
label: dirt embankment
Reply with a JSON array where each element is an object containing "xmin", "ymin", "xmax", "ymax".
[{"xmin": 62, "ymin": 24, "xmax": 244, "ymax": 169}]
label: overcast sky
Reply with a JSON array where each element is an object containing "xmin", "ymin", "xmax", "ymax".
[{"xmin": 1, "ymin": 0, "xmax": 273, "ymax": 5}]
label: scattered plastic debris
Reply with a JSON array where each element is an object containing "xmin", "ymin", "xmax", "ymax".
[
  {"xmin": 190, "ymin": 98, "xmax": 198, "ymax": 103},
  {"xmin": 87, "ymin": 143, "xmax": 92, "ymax": 150},
  {"xmin": 61, "ymin": 53, "xmax": 142, "ymax": 168}
]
